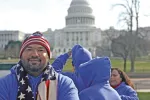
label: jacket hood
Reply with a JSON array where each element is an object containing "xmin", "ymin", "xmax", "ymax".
[
  {"xmin": 72, "ymin": 47, "xmax": 92, "ymax": 70},
  {"xmin": 77, "ymin": 57, "xmax": 111, "ymax": 87},
  {"xmin": 72, "ymin": 44, "xmax": 82, "ymax": 59}
]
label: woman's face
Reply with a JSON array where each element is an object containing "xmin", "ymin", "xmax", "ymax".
[{"xmin": 110, "ymin": 69, "xmax": 122, "ymax": 86}]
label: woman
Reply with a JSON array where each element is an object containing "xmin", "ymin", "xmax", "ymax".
[{"xmin": 110, "ymin": 68, "xmax": 139, "ymax": 100}]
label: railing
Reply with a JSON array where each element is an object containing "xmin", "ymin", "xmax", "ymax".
[{"xmin": 0, "ymin": 63, "xmax": 16, "ymax": 70}]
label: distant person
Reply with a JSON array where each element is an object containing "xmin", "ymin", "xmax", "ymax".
[
  {"xmin": 78, "ymin": 57, "xmax": 121, "ymax": 100},
  {"xmin": 110, "ymin": 68, "xmax": 139, "ymax": 100},
  {"xmin": 0, "ymin": 31, "xmax": 79, "ymax": 100},
  {"xmin": 52, "ymin": 44, "xmax": 92, "ymax": 92}
]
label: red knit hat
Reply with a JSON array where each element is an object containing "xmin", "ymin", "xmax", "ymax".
[{"xmin": 19, "ymin": 31, "xmax": 51, "ymax": 58}]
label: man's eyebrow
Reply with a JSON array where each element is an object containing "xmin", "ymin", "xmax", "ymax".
[
  {"xmin": 26, "ymin": 46, "xmax": 32, "ymax": 48},
  {"xmin": 25, "ymin": 45, "xmax": 45, "ymax": 49},
  {"xmin": 38, "ymin": 46, "xmax": 45, "ymax": 49}
]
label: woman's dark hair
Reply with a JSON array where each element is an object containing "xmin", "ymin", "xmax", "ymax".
[{"xmin": 111, "ymin": 68, "xmax": 135, "ymax": 89}]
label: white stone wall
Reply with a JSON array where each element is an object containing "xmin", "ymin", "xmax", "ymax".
[
  {"xmin": 51, "ymin": 27, "xmax": 101, "ymax": 58},
  {"xmin": 0, "ymin": 31, "xmax": 24, "ymax": 50}
]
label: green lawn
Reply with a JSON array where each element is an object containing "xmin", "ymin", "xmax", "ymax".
[
  {"xmin": 61, "ymin": 58, "xmax": 150, "ymax": 73},
  {"xmin": 111, "ymin": 59, "xmax": 150, "ymax": 73},
  {"xmin": 0, "ymin": 58, "xmax": 150, "ymax": 72},
  {"xmin": 138, "ymin": 92, "xmax": 150, "ymax": 100}
]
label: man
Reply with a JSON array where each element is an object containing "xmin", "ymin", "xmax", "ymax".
[
  {"xmin": 52, "ymin": 44, "xmax": 92, "ymax": 92},
  {"xmin": 77, "ymin": 57, "xmax": 121, "ymax": 100},
  {"xmin": 0, "ymin": 31, "xmax": 79, "ymax": 100}
]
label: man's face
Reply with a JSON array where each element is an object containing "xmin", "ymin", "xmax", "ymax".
[
  {"xmin": 110, "ymin": 69, "xmax": 122, "ymax": 86},
  {"xmin": 21, "ymin": 44, "xmax": 49, "ymax": 76}
]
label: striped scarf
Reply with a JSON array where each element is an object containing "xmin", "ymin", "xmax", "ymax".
[{"xmin": 13, "ymin": 61, "xmax": 57, "ymax": 100}]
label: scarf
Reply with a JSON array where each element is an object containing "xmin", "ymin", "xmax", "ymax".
[
  {"xmin": 111, "ymin": 82, "xmax": 122, "ymax": 89},
  {"xmin": 13, "ymin": 61, "xmax": 57, "ymax": 100}
]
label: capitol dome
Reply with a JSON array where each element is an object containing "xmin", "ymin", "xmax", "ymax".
[{"xmin": 65, "ymin": 0, "xmax": 95, "ymax": 28}]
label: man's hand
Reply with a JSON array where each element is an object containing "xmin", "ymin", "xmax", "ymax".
[{"xmin": 67, "ymin": 50, "xmax": 72, "ymax": 56}]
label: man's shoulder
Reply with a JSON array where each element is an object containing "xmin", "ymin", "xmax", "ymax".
[
  {"xmin": 0, "ymin": 72, "xmax": 16, "ymax": 83},
  {"xmin": 57, "ymin": 73, "xmax": 77, "ymax": 89},
  {"xmin": 56, "ymin": 73, "xmax": 79, "ymax": 100},
  {"xmin": 0, "ymin": 72, "xmax": 17, "ymax": 91},
  {"xmin": 57, "ymin": 73, "xmax": 73, "ymax": 83}
]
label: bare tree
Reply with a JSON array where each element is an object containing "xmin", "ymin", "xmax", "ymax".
[
  {"xmin": 111, "ymin": 31, "xmax": 148, "ymax": 72},
  {"xmin": 112, "ymin": 0, "xmax": 140, "ymax": 72},
  {"xmin": 111, "ymin": 32, "xmax": 130, "ymax": 72},
  {"xmin": 112, "ymin": 0, "xmax": 134, "ymax": 32},
  {"xmin": 129, "ymin": 0, "xmax": 140, "ymax": 72},
  {"xmin": 5, "ymin": 41, "xmax": 22, "ymax": 58},
  {"xmin": 99, "ymin": 27, "xmax": 121, "ymax": 56},
  {"xmin": 134, "ymin": 0, "xmax": 140, "ymax": 33}
]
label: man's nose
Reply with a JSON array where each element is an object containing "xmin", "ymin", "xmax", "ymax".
[{"xmin": 31, "ymin": 50, "xmax": 39, "ymax": 56}]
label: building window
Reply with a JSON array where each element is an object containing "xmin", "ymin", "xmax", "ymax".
[
  {"xmin": 76, "ymin": 36, "xmax": 79, "ymax": 41},
  {"xmin": 86, "ymin": 36, "xmax": 88, "ymax": 40},
  {"xmin": 64, "ymin": 49, "xmax": 66, "ymax": 52},
  {"xmin": 59, "ymin": 49, "xmax": 61, "ymax": 53}
]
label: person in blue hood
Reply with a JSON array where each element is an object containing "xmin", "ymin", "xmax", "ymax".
[
  {"xmin": 52, "ymin": 44, "xmax": 92, "ymax": 92},
  {"xmin": 52, "ymin": 44, "xmax": 82, "ymax": 73},
  {"xmin": 0, "ymin": 31, "xmax": 79, "ymax": 100},
  {"xmin": 110, "ymin": 68, "xmax": 139, "ymax": 100},
  {"xmin": 78, "ymin": 57, "xmax": 121, "ymax": 100}
]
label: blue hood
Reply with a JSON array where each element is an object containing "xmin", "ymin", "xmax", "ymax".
[
  {"xmin": 72, "ymin": 47, "xmax": 92, "ymax": 70},
  {"xmin": 77, "ymin": 57, "xmax": 111, "ymax": 87},
  {"xmin": 72, "ymin": 44, "xmax": 82, "ymax": 59}
]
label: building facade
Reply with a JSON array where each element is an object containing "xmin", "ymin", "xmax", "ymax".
[
  {"xmin": 45, "ymin": 0, "xmax": 102, "ymax": 58},
  {"xmin": 0, "ymin": 31, "xmax": 25, "ymax": 50}
]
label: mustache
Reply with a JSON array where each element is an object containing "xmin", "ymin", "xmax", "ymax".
[{"xmin": 28, "ymin": 56, "xmax": 41, "ymax": 61}]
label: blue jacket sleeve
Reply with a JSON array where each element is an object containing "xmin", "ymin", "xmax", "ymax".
[
  {"xmin": 0, "ymin": 75, "xmax": 9, "ymax": 100},
  {"xmin": 62, "ymin": 72, "xmax": 85, "ymax": 93},
  {"xmin": 62, "ymin": 72, "xmax": 74, "ymax": 79},
  {"xmin": 57, "ymin": 74, "xmax": 79, "ymax": 100},
  {"xmin": 52, "ymin": 53, "xmax": 69, "ymax": 73},
  {"xmin": 79, "ymin": 92, "xmax": 91, "ymax": 100},
  {"xmin": 0, "ymin": 73, "xmax": 18, "ymax": 100},
  {"xmin": 120, "ymin": 89, "xmax": 139, "ymax": 100}
]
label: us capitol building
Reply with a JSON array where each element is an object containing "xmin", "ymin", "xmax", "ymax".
[
  {"xmin": 43, "ymin": 0, "xmax": 102, "ymax": 58},
  {"xmin": 0, "ymin": 0, "xmax": 149, "ymax": 58}
]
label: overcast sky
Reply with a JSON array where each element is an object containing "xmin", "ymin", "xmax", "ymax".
[{"xmin": 0, "ymin": 0, "xmax": 150, "ymax": 33}]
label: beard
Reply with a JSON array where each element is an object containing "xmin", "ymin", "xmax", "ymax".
[{"xmin": 21, "ymin": 57, "xmax": 47, "ymax": 74}]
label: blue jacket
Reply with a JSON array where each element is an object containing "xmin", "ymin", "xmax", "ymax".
[
  {"xmin": 0, "ymin": 65, "xmax": 79, "ymax": 100},
  {"xmin": 52, "ymin": 45, "xmax": 92, "ymax": 92},
  {"xmin": 71, "ymin": 44, "xmax": 82, "ymax": 61},
  {"xmin": 115, "ymin": 82, "xmax": 139, "ymax": 100},
  {"xmin": 52, "ymin": 53, "xmax": 70, "ymax": 73},
  {"xmin": 62, "ymin": 71, "xmax": 85, "ymax": 92},
  {"xmin": 72, "ymin": 47, "xmax": 92, "ymax": 70},
  {"xmin": 78, "ymin": 57, "xmax": 121, "ymax": 100}
]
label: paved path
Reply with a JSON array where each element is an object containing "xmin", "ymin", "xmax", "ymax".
[{"xmin": 131, "ymin": 78, "xmax": 150, "ymax": 92}]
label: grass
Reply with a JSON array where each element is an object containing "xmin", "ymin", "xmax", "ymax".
[
  {"xmin": 138, "ymin": 92, "xmax": 150, "ymax": 100},
  {"xmin": 110, "ymin": 59, "xmax": 150, "ymax": 73},
  {"xmin": 62, "ymin": 58, "xmax": 150, "ymax": 73},
  {"xmin": 0, "ymin": 58, "xmax": 150, "ymax": 72}
]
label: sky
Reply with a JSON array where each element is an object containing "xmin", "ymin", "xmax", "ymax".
[{"xmin": 0, "ymin": 0, "xmax": 150, "ymax": 33}]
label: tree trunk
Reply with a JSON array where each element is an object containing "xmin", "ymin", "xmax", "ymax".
[
  {"xmin": 123, "ymin": 57, "xmax": 127, "ymax": 72},
  {"xmin": 130, "ymin": 49, "xmax": 135, "ymax": 72}
]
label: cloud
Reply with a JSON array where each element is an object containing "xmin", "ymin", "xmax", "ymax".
[{"xmin": 0, "ymin": 0, "xmax": 150, "ymax": 32}]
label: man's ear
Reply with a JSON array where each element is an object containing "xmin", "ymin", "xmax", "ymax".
[{"xmin": 50, "ymin": 52, "xmax": 52, "ymax": 59}]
